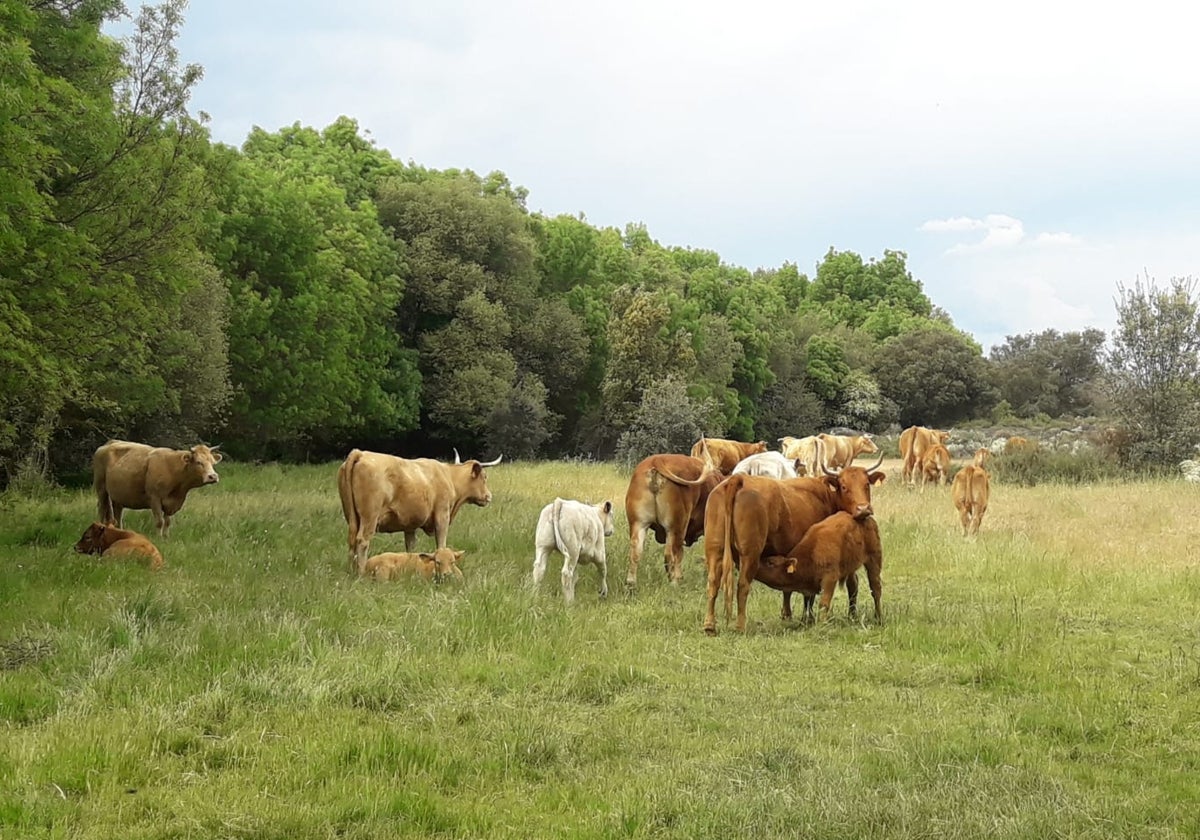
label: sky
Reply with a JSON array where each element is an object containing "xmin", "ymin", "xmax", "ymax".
[{"xmin": 118, "ymin": 0, "xmax": 1200, "ymax": 351}]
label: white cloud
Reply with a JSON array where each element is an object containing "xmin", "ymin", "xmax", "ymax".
[{"xmin": 1033, "ymin": 232, "xmax": 1084, "ymax": 246}]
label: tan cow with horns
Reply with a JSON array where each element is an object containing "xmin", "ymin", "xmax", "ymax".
[{"xmin": 338, "ymin": 449, "xmax": 502, "ymax": 574}]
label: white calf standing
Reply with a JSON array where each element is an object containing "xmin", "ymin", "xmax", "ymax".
[
  {"xmin": 731, "ymin": 450, "xmax": 803, "ymax": 479},
  {"xmin": 533, "ymin": 498, "xmax": 615, "ymax": 603}
]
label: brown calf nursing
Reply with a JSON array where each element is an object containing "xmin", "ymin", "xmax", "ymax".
[{"xmin": 73, "ymin": 522, "xmax": 164, "ymax": 570}]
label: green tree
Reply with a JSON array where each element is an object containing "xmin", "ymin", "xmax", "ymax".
[
  {"xmin": 990, "ymin": 328, "xmax": 1106, "ymax": 418},
  {"xmin": 873, "ymin": 325, "xmax": 997, "ymax": 427},
  {"xmin": 1107, "ymin": 276, "xmax": 1200, "ymax": 467},
  {"xmin": 615, "ymin": 375, "xmax": 716, "ymax": 465}
]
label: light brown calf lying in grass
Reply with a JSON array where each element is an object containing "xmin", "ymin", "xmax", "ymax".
[
  {"xmin": 73, "ymin": 522, "xmax": 164, "ymax": 571},
  {"xmin": 361, "ymin": 547, "xmax": 465, "ymax": 582}
]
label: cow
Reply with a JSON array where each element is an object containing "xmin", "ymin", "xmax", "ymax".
[
  {"xmin": 952, "ymin": 464, "xmax": 991, "ymax": 536},
  {"xmin": 91, "ymin": 440, "xmax": 222, "ymax": 537},
  {"xmin": 1005, "ymin": 436, "xmax": 1035, "ymax": 454},
  {"xmin": 532, "ymin": 498, "xmax": 615, "ymax": 603},
  {"xmin": 625, "ymin": 453, "xmax": 724, "ymax": 588},
  {"xmin": 918, "ymin": 443, "xmax": 951, "ymax": 491},
  {"xmin": 757, "ymin": 512, "xmax": 883, "ymax": 623},
  {"xmin": 731, "ymin": 451, "xmax": 804, "ymax": 479},
  {"xmin": 337, "ymin": 449, "xmax": 502, "ymax": 574},
  {"xmin": 361, "ymin": 547, "xmax": 465, "ymax": 582},
  {"xmin": 703, "ymin": 441, "xmax": 886, "ymax": 634},
  {"xmin": 818, "ymin": 433, "xmax": 879, "ymax": 471},
  {"xmin": 779, "ymin": 435, "xmax": 821, "ymax": 476},
  {"xmin": 73, "ymin": 521, "xmax": 164, "ymax": 571},
  {"xmin": 690, "ymin": 437, "xmax": 769, "ymax": 475},
  {"xmin": 900, "ymin": 426, "xmax": 951, "ymax": 487},
  {"xmin": 973, "ymin": 448, "xmax": 993, "ymax": 469}
]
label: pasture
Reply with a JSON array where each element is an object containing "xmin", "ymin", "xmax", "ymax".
[{"xmin": 2, "ymin": 459, "xmax": 1199, "ymax": 839}]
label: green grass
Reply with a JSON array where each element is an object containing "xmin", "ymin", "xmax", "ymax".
[{"xmin": 3, "ymin": 460, "xmax": 1200, "ymax": 838}]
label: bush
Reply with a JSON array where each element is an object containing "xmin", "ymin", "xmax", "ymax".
[
  {"xmin": 615, "ymin": 375, "xmax": 716, "ymax": 466},
  {"xmin": 988, "ymin": 447, "xmax": 1126, "ymax": 486}
]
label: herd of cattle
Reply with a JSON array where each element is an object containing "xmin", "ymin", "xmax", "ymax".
[{"xmin": 70, "ymin": 428, "xmax": 998, "ymax": 633}]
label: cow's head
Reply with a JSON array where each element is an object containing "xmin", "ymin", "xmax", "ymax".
[
  {"xmin": 459, "ymin": 455, "xmax": 502, "ymax": 506},
  {"xmin": 74, "ymin": 522, "xmax": 107, "ymax": 555},
  {"xmin": 819, "ymin": 440, "xmax": 885, "ymax": 520},
  {"xmin": 793, "ymin": 458, "xmax": 807, "ymax": 476},
  {"xmin": 183, "ymin": 444, "xmax": 222, "ymax": 485},
  {"xmin": 856, "ymin": 435, "xmax": 880, "ymax": 456},
  {"xmin": 596, "ymin": 500, "xmax": 615, "ymax": 537},
  {"xmin": 422, "ymin": 547, "xmax": 465, "ymax": 583},
  {"xmin": 749, "ymin": 441, "xmax": 769, "ymax": 455},
  {"xmin": 974, "ymin": 448, "xmax": 993, "ymax": 468}
]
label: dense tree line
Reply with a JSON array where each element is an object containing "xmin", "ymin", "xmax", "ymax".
[{"xmin": 2, "ymin": 1, "xmax": 1194, "ymax": 483}]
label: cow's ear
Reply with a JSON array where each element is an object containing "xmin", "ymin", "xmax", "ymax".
[
  {"xmin": 181, "ymin": 451, "xmax": 193, "ymax": 465},
  {"xmin": 453, "ymin": 550, "xmax": 465, "ymax": 564},
  {"xmin": 211, "ymin": 451, "xmax": 223, "ymax": 463},
  {"xmin": 602, "ymin": 500, "xmax": 613, "ymax": 514},
  {"xmin": 418, "ymin": 553, "xmax": 435, "ymax": 562},
  {"xmin": 869, "ymin": 471, "xmax": 887, "ymax": 485},
  {"xmin": 472, "ymin": 462, "xmax": 483, "ymax": 477},
  {"xmin": 823, "ymin": 475, "xmax": 840, "ymax": 491}
]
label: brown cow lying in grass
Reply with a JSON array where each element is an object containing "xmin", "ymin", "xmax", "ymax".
[
  {"xmin": 757, "ymin": 512, "xmax": 883, "ymax": 624},
  {"xmin": 360, "ymin": 547, "xmax": 465, "ymax": 582},
  {"xmin": 73, "ymin": 522, "xmax": 164, "ymax": 571}
]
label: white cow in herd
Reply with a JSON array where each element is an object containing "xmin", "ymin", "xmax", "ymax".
[
  {"xmin": 533, "ymin": 498, "xmax": 615, "ymax": 603},
  {"xmin": 731, "ymin": 450, "xmax": 804, "ymax": 479}
]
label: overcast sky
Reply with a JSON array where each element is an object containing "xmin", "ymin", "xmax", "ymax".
[{"xmin": 125, "ymin": 0, "xmax": 1200, "ymax": 351}]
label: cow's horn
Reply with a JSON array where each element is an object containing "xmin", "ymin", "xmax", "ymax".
[
  {"xmin": 453, "ymin": 448, "xmax": 461, "ymax": 464},
  {"xmin": 479, "ymin": 454, "xmax": 503, "ymax": 467},
  {"xmin": 865, "ymin": 450, "xmax": 885, "ymax": 473}
]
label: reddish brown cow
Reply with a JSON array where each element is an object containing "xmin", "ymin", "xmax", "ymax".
[
  {"xmin": 756, "ymin": 512, "xmax": 883, "ymax": 623},
  {"xmin": 92, "ymin": 440, "xmax": 222, "ymax": 537},
  {"xmin": 625, "ymin": 454, "xmax": 724, "ymax": 587},
  {"xmin": 918, "ymin": 443, "xmax": 951, "ymax": 490},
  {"xmin": 703, "ymin": 444, "xmax": 886, "ymax": 634},
  {"xmin": 952, "ymin": 465, "xmax": 990, "ymax": 536},
  {"xmin": 900, "ymin": 426, "xmax": 950, "ymax": 486},
  {"xmin": 338, "ymin": 449, "xmax": 501, "ymax": 574},
  {"xmin": 73, "ymin": 522, "xmax": 164, "ymax": 571},
  {"xmin": 818, "ymin": 433, "xmax": 879, "ymax": 471},
  {"xmin": 690, "ymin": 437, "xmax": 769, "ymax": 475}
]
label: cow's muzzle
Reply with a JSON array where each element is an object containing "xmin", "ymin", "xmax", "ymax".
[
  {"xmin": 854, "ymin": 504, "xmax": 873, "ymax": 519},
  {"xmin": 204, "ymin": 473, "xmax": 219, "ymax": 484}
]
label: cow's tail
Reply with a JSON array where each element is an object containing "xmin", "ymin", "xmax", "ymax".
[
  {"xmin": 720, "ymin": 476, "xmax": 744, "ymax": 625},
  {"xmin": 338, "ymin": 449, "xmax": 364, "ymax": 570},
  {"xmin": 93, "ymin": 444, "xmax": 114, "ymax": 523},
  {"xmin": 550, "ymin": 498, "xmax": 566, "ymax": 556}
]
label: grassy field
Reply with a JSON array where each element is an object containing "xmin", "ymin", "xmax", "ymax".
[{"xmin": 2, "ymin": 459, "xmax": 1200, "ymax": 839}]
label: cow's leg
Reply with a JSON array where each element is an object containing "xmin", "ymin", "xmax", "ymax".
[
  {"xmin": 781, "ymin": 591, "xmax": 793, "ymax": 621},
  {"xmin": 532, "ymin": 543, "xmax": 552, "ymax": 588},
  {"xmin": 844, "ymin": 572, "xmax": 860, "ymax": 618},
  {"xmin": 404, "ymin": 530, "xmax": 418, "ymax": 552},
  {"xmin": 626, "ymin": 523, "xmax": 647, "ymax": 588},
  {"xmin": 665, "ymin": 530, "xmax": 686, "ymax": 585},
  {"xmin": 734, "ymin": 559, "xmax": 757, "ymax": 633},
  {"xmin": 595, "ymin": 548, "xmax": 609, "ymax": 599},
  {"xmin": 865, "ymin": 562, "xmax": 883, "ymax": 622},
  {"xmin": 353, "ymin": 519, "xmax": 378, "ymax": 575},
  {"xmin": 111, "ymin": 504, "xmax": 125, "ymax": 529},
  {"xmin": 818, "ymin": 576, "xmax": 838, "ymax": 621},
  {"xmin": 703, "ymin": 550, "xmax": 722, "ymax": 635},
  {"xmin": 150, "ymin": 500, "xmax": 167, "ymax": 537},
  {"xmin": 972, "ymin": 501, "xmax": 987, "ymax": 536},
  {"xmin": 802, "ymin": 594, "xmax": 816, "ymax": 623},
  {"xmin": 957, "ymin": 504, "xmax": 971, "ymax": 537},
  {"xmin": 560, "ymin": 551, "xmax": 579, "ymax": 604}
]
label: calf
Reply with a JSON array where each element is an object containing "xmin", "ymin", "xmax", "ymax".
[
  {"xmin": 952, "ymin": 465, "xmax": 991, "ymax": 536},
  {"xmin": 533, "ymin": 498, "xmax": 615, "ymax": 602},
  {"xmin": 73, "ymin": 522, "xmax": 164, "ymax": 571},
  {"xmin": 758, "ymin": 512, "xmax": 883, "ymax": 623},
  {"xmin": 361, "ymin": 547, "xmax": 465, "ymax": 582},
  {"xmin": 973, "ymin": 448, "xmax": 993, "ymax": 468},
  {"xmin": 919, "ymin": 443, "xmax": 951, "ymax": 491}
]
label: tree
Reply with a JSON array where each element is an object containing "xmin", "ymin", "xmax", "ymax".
[
  {"xmin": 873, "ymin": 325, "xmax": 997, "ymax": 427},
  {"xmin": 615, "ymin": 375, "xmax": 717, "ymax": 466},
  {"xmin": 1107, "ymin": 276, "xmax": 1200, "ymax": 467},
  {"xmin": 990, "ymin": 328, "xmax": 1106, "ymax": 418}
]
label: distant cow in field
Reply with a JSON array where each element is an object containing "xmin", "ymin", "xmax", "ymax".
[
  {"xmin": 92, "ymin": 440, "xmax": 222, "ymax": 536},
  {"xmin": 361, "ymin": 547, "xmax": 465, "ymax": 582},
  {"xmin": 919, "ymin": 443, "xmax": 951, "ymax": 490},
  {"xmin": 73, "ymin": 522, "xmax": 164, "ymax": 571},
  {"xmin": 732, "ymin": 451, "xmax": 803, "ymax": 479},
  {"xmin": 533, "ymin": 498, "xmax": 615, "ymax": 602},
  {"xmin": 818, "ymin": 433, "xmax": 879, "ymax": 471},
  {"xmin": 757, "ymin": 512, "xmax": 883, "ymax": 623},
  {"xmin": 779, "ymin": 435, "xmax": 821, "ymax": 477},
  {"xmin": 973, "ymin": 448, "xmax": 993, "ymax": 469},
  {"xmin": 1004, "ymin": 436, "xmax": 1036, "ymax": 454},
  {"xmin": 952, "ymin": 465, "xmax": 991, "ymax": 536},
  {"xmin": 900, "ymin": 426, "xmax": 950, "ymax": 487},
  {"xmin": 690, "ymin": 437, "xmax": 769, "ymax": 474},
  {"xmin": 625, "ymin": 453, "xmax": 724, "ymax": 587},
  {"xmin": 337, "ymin": 449, "xmax": 501, "ymax": 574}
]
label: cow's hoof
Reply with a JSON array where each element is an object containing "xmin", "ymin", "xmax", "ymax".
[{"xmin": 703, "ymin": 625, "xmax": 717, "ymax": 636}]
